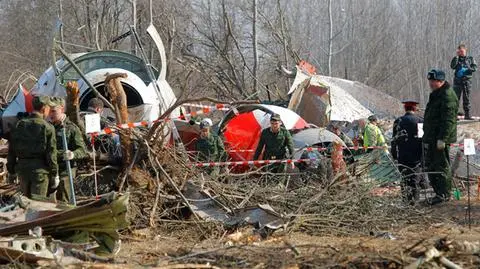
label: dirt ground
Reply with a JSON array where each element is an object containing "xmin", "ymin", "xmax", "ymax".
[{"xmin": 113, "ymin": 198, "xmax": 480, "ymax": 268}]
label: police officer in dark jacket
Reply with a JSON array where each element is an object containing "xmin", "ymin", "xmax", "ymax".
[
  {"xmin": 423, "ymin": 69, "xmax": 458, "ymax": 205},
  {"xmin": 391, "ymin": 100, "xmax": 423, "ymax": 203},
  {"xmin": 451, "ymin": 44, "xmax": 477, "ymax": 119}
]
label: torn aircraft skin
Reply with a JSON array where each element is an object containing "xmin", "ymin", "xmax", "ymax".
[{"xmin": 1, "ymin": 25, "xmax": 178, "ymax": 136}]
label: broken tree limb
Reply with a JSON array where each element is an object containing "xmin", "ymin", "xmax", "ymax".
[
  {"xmin": 105, "ymin": 73, "xmax": 133, "ymax": 168},
  {"xmin": 154, "ymin": 158, "xmax": 201, "ymax": 222},
  {"xmin": 118, "ymin": 145, "xmax": 139, "ymax": 193},
  {"xmin": 65, "ymin": 81, "xmax": 82, "ymax": 132},
  {"xmin": 55, "ymin": 45, "xmax": 114, "ymax": 111}
]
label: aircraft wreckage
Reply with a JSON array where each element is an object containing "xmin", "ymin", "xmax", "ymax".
[{"xmin": 0, "ymin": 23, "xmax": 403, "ymax": 263}]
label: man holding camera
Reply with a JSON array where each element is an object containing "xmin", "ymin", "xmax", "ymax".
[{"xmin": 451, "ymin": 44, "xmax": 477, "ymax": 119}]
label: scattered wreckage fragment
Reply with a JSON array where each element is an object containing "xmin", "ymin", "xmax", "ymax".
[{"xmin": 0, "ymin": 192, "xmax": 128, "ymax": 264}]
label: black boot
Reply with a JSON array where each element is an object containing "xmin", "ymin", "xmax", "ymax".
[
  {"xmin": 465, "ymin": 111, "xmax": 473, "ymax": 120},
  {"xmin": 427, "ymin": 195, "xmax": 449, "ymax": 205}
]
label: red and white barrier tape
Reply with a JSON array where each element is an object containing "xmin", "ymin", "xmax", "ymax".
[
  {"xmin": 187, "ymin": 145, "xmax": 390, "ymax": 154},
  {"xmin": 92, "ymin": 103, "xmax": 229, "ymax": 135},
  {"xmin": 191, "ymin": 158, "xmax": 315, "ymax": 168},
  {"xmin": 181, "ymin": 103, "xmax": 231, "ymax": 111}
]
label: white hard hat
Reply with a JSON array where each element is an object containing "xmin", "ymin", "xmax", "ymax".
[{"xmin": 200, "ymin": 118, "xmax": 213, "ymax": 129}]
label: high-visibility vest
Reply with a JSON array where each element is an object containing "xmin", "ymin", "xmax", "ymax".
[{"xmin": 363, "ymin": 123, "xmax": 385, "ymax": 147}]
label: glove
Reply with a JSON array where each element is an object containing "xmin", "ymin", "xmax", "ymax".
[
  {"xmin": 63, "ymin": 150, "xmax": 74, "ymax": 161},
  {"xmin": 456, "ymin": 67, "xmax": 468, "ymax": 78},
  {"xmin": 7, "ymin": 173, "xmax": 16, "ymax": 184},
  {"xmin": 51, "ymin": 176, "xmax": 60, "ymax": 190},
  {"xmin": 437, "ymin": 140, "xmax": 446, "ymax": 151}
]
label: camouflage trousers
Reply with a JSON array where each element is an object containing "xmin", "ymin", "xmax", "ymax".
[
  {"xmin": 56, "ymin": 167, "xmax": 77, "ymax": 203},
  {"xmin": 17, "ymin": 164, "xmax": 50, "ymax": 200}
]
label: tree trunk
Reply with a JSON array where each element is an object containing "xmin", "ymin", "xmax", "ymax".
[
  {"xmin": 327, "ymin": 0, "xmax": 333, "ymax": 77},
  {"xmin": 252, "ymin": 0, "xmax": 259, "ymax": 93}
]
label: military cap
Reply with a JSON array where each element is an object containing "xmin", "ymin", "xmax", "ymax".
[
  {"xmin": 270, "ymin": 113, "xmax": 281, "ymax": 122},
  {"xmin": 199, "ymin": 118, "xmax": 213, "ymax": 129},
  {"xmin": 32, "ymin": 95, "xmax": 55, "ymax": 108},
  {"xmin": 51, "ymin": 96, "xmax": 65, "ymax": 107},
  {"xmin": 368, "ymin": 115, "xmax": 378, "ymax": 122},
  {"xmin": 427, "ymin": 69, "xmax": 445, "ymax": 81},
  {"xmin": 402, "ymin": 100, "xmax": 419, "ymax": 105},
  {"xmin": 402, "ymin": 100, "xmax": 419, "ymax": 107}
]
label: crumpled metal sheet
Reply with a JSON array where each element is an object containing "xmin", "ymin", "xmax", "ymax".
[
  {"xmin": 226, "ymin": 204, "xmax": 285, "ymax": 230},
  {"xmin": 183, "ymin": 181, "xmax": 286, "ymax": 230},
  {"xmin": 288, "ymin": 68, "xmax": 372, "ymax": 126}
]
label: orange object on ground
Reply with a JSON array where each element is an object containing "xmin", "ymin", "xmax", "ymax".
[{"xmin": 331, "ymin": 141, "xmax": 346, "ymax": 179}]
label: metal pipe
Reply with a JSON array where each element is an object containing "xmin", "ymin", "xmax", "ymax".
[
  {"xmin": 56, "ymin": 45, "xmax": 114, "ymax": 111},
  {"xmin": 62, "ymin": 127, "xmax": 76, "ymax": 206}
]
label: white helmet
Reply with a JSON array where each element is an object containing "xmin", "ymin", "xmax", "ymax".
[{"xmin": 200, "ymin": 118, "xmax": 213, "ymax": 129}]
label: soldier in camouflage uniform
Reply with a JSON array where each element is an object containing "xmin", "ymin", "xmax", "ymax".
[
  {"xmin": 7, "ymin": 96, "xmax": 59, "ymax": 200},
  {"xmin": 49, "ymin": 97, "xmax": 89, "ymax": 203},
  {"xmin": 254, "ymin": 113, "xmax": 294, "ymax": 173},
  {"xmin": 423, "ymin": 69, "xmax": 458, "ymax": 205},
  {"xmin": 195, "ymin": 118, "xmax": 226, "ymax": 175},
  {"xmin": 195, "ymin": 118, "xmax": 226, "ymax": 162}
]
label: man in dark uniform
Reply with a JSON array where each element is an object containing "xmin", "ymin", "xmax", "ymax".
[
  {"xmin": 451, "ymin": 44, "xmax": 477, "ymax": 119},
  {"xmin": 7, "ymin": 96, "xmax": 59, "ymax": 200},
  {"xmin": 49, "ymin": 98, "xmax": 89, "ymax": 203},
  {"xmin": 391, "ymin": 100, "xmax": 423, "ymax": 203},
  {"xmin": 423, "ymin": 69, "xmax": 458, "ymax": 205},
  {"xmin": 254, "ymin": 113, "xmax": 294, "ymax": 173}
]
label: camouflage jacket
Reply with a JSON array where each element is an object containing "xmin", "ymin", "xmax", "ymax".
[
  {"xmin": 254, "ymin": 127, "xmax": 294, "ymax": 160},
  {"xmin": 423, "ymin": 81, "xmax": 458, "ymax": 144},
  {"xmin": 7, "ymin": 112, "xmax": 58, "ymax": 176},
  {"xmin": 52, "ymin": 117, "xmax": 88, "ymax": 167},
  {"xmin": 196, "ymin": 133, "xmax": 226, "ymax": 162}
]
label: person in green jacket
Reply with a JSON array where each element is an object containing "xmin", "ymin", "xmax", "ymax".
[
  {"xmin": 195, "ymin": 118, "xmax": 226, "ymax": 162},
  {"xmin": 49, "ymin": 97, "xmax": 89, "ymax": 203},
  {"xmin": 363, "ymin": 115, "xmax": 386, "ymax": 149},
  {"xmin": 423, "ymin": 69, "xmax": 458, "ymax": 205},
  {"xmin": 7, "ymin": 96, "xmax": 59, "ymax": 200},
  {"xmin": 254, "ymin": 113, "xmax": 294, "ymax": 173}
]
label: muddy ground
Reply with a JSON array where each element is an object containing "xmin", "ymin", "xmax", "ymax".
[{"xmin": 110, "ymin": 198, "xmax": 480, "ymax": 268}]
